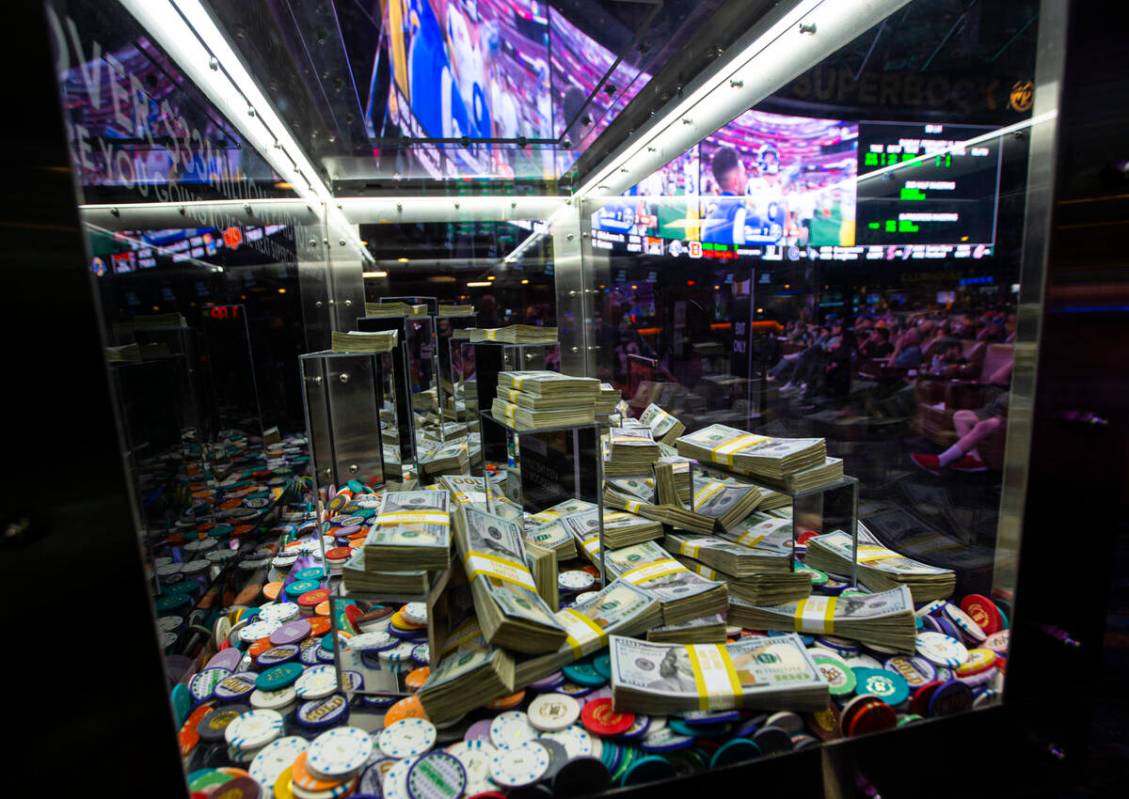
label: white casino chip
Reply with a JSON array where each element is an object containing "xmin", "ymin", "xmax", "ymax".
[
  {"xmin": 574, "ymin": 591, "xmax": 599, "ymax": 605},
  {"xmin": 943, "ymin": 603, "xmax": 988, "ymax": 643},
  {"xmin": 538, "ymin": 725, "xmax": 592, "ymax": 759},
  {"xmin": 402, "ymin": 602, "xmax": 428, "ymax": 626},
  {"xmin": 307, "ymin": 726, "xmax": 373, "ymax": 779},
  {"xmin": 916, "ymin": 632, "xmax": 970, "ymax": 668},
  {"xmin": 239, "ymin": 619, "xmax": 282, "ymax": 643},
  {"xmin": 295, "ymin": 665, "xmax": 339, "ymax": 700},
  {"xmin": 348, "ymin": 631, "xmax": 395, "ymax": 652},
  {"xmin": 558, "ymin": 570, "xmax": 596, "ymax": 592},
  {"xmin": 490, "ymin": 711, "xmax": 536, "ymax": 750},
  {"xmin": 379, "ymin": 718, "xmax": 437, "ymax": 759},
  {"xmin": 489, "ymin": 740, "xmax": 550, "ymax": 788},
  {"xmin": 381, "ymin": 756, "xmax": 418, "ymax": 799},
  {"xmin": 527, "ymin": 693, "xmax": 580, "ymax": 732},
  {"xmin": 446, "ymin": 740, "xmax": 495, "ymax": 788},
  {"xmin": 250, "ymin": 736, "xmax": 308, "ymax": 790},
  {"xmin": 258, "ymin": 602, "xmax": 301, "ymax": 625},
  {"xmin": 844, "ymin": 654, "xmax": 884, "ymax": 670},
  {"xmin": 225, "ymin": 709, "xmax": 284, "ymax": 751},
  {"xmin": 251, "ymin": 686, "xmax": 298, "ymax": 711}
]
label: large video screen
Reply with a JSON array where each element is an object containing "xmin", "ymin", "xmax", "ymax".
[
  {"xmin": 371, "ymin": 0, "xmax": 649, "ymax": 180},
  {"xmin": 591, "ymin": 111, "xmax": 1003, "ymax": 262}
]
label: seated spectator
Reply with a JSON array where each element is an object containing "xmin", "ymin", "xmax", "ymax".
[
  {"xmin": 892, "ymin": 328, "xmax": 924, "ymax": 369},
  {"xmin": 859, "ymin": 326, "xmax": 894, "ymax": 359}
]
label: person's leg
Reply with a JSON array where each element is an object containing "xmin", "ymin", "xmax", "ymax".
[
  {"xmin": 952, "ymin": 409, "xmax": 981, "ymax": 458},
  {"xmin": 912, "ymin": 415, "xmax": 1001, "ymax": 475}
]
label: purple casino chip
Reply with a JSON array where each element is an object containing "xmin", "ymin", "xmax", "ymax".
[
  {"xmin": 257, "ymin": 645, "xmax": 301, "ymax": 668},
  {"xmin": 619, "ymin": 714, "xmax": 651, "ymax": 741},
  {"xmin": 585, "ymin": 686, "xmax": 614, "ymax": 704},
  {"xmin": 337, "ymin": 525, "xmax": 362, "ymax": 537},
  {"xmin": 934, "ymin": 616, "xmax": 963, "ymax": 641},
  {"xmin": 358, "ymin": 756, "xmax": 395, "ymax": 793},
  {"xmin": 920, "ymin": 615, "xmax": 944, "ymax": 635},
  {"xmin": 529, "ymin": 671, "xmax": 565, "ymax": 693},
  {"xmin": 299, "ymin": 638, "xmax": 322, "ymax": 666},
  {"xmin": 682, "ymin": 709, "xmax": 741, "ymax": 727},
  {"xmin": 732, "ymin": 714, "xmax": 767, "ymax": 739},
  {"xmin": 206, "ymin": 648, "xmax": 244, "ymax": 672},
  {"xmin": 883, "ymin": 656, "xmax": 937, "ymax": 688},
  {"xmin": 360, "ymin": 694, "xmax": 399, "ymax": 710},
  {"xmin": 271, "ymin": 619, "xmax": 312, "ymax": 646},
  {"xmin": 464, "ymin": 719, "xmax": 493, "ymax": 743}
]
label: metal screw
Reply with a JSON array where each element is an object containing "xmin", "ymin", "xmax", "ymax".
[
  {"xmin": 569, "ymin": 290, "xmax": 576, "ymax": 297},
  {"xmin": 799, "ymin": 22, "xmax": 817, "ymax": 34},
  {"xmin": 312, "ymin": 375, "xmax": 323, "ymax": 385},
  {"xmin": 247, "ymin": 106, "xmax": 256, "ymax": 117},
  {"xmin": 308, "ymin": 238, "xmax": 317, "ymax": 246},
  {"xmin": 178, "ymin": 207, "xmax": 186, "ymax": 216},
  {"xmin": 244, "ymin": 204, "xmax": 252, "ymax": 215},
  {"xmin": 348, "ymin": 464, "xmax": 359, "ymax": 474},
  {"xmin": 344, "ymin": 299, "xmax": 352, "ymax": 307},
  {"xmin": 209, "ymin": 57, "xmax": 219, "ymax": 71},
  {"xmin": 571, "ymin": 346, "xmax": 579, "ymax": 353},
  {"xmin": 567, "ymin": 233, "xmax": 575, "ymax": 241},
  {"xmin": 315, "ymin": 300, "xmax": 323, "ymax": 308},
  {"xmin": 339, "ymin": 373, "xmax": 350, "ymax": 383},
  {"xmin": 730, "ymin": 79, "xmax": 744, "ymax": 88},
  {"xmin": 338, "ymin": 239, "xmax": 346, "ymax": 246},
  {"xmin": 110, "ymin": 207, "xmax": 120, "ymax": 217},
  {"xmin": 681, "ymin": 118, "xmax": 693, "ymax": 125}
]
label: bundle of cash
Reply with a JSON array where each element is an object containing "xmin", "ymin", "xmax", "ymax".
[
  {"xmin": 640, "ymin": 403, "xmax": 686, "ymax": 446},
  {"xmin": 453, "ymin": 506, "xmax": 566, "ymax": 654},
  {"xmin": 561, "ymin": 507, "xmax": 664, "ymax": 552},
  {"xmin": 340, "ymin": 549, "xmax": 432, "ymax": 597},
  {"xmin": 715, "ymin": 514, "xmax": 795, "ymax": 569},
  {"xmin": 676, "ymin": 424, "xmax": 827, "ymax": 480},
  {"xmin": 364, "ymin": 302, "xmax": 409, "ymax": 317},
  {"xmin": 805, "ymin": 529, "xmax": 956, "ymax": 603},
  {"xmin": 608, "ymin": 634, "xmax": 828, "ymax": 714},
  {"xmin": 604, "ymin": 427, "xmax": 660, "ymax": 476},
  {"xmin": 654, "ymin": 456, "xmax": 692, "ymax": 504},
  {"xmin": 652, "ymin": 472, "xmax": 765, "ymax": 534},
  {"xmin": 330, "ymin": 330, "xmax": 398, "ymax": 353},
  {"xmin": 497, "ymin": 370, "xmax": 600, "ymax": 397},
  {"xmin": 676, "ymin": 555, "xmax": 812, "ymax": 606},
  {"xmin": 437, "ymin": 304, "xmax": 475, "ymax": 316},
  {"xmin": 491, "ymin": 397, "xmax": 595, "ymax": 430},
  {"xmin": 752, "ymin": 457, "xmax": 845, "ymax": 493},
  {"xmin": 596, "ymin": 383, "xmax": 622, "ymax": 416},
  {"xmin": 521, "ymin": 498, "xmax": 596, "ymax": 561},
  {"xmin": 664, "ymin": 532, "xmax": 792, "ymax": 578},
  {"xmin": 512, "ymin": 580, "xmax": 662, "ymax": 689},
  {"xmin": 525, "ymin": 541, "xmax": 558, "ymax": 612},
  {"xmin": 729, "ymin": 585, "xmax": 918, "ymax": 653},
  {"xmin": 646, "ymin": 613, "xmax": 727, "ymax": 644},
  {"xmin": 496, "ymin": 386, "xmax": 592, "ymax": 412},
  {"xmin": 105, "ymin": 343, "xmax": 141, "ymax": 363},
  {"xmin": 363, "ymin": 491, "xmax": 451, "ymax": 570},
  {"xmin": 418, "ymin": 441, "xmax": 470, "ymax": 478},
  {"xmin": 418, "ymin": 617, "xmax": 515, "ymax": 724},
  {"xmin": 468, "ymin": 325, "xmax": 558, "ymax": 344},
  {"xmin": 596, "ymin": 541, "xmax": 728, "ymax": 625}
]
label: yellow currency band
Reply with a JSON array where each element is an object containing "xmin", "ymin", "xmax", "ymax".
[
  {"xmin": 559, "ymin": 609, "xmax": 608, "ymax": 658},
  {"xmin": 624, "ymin": 500, "xmax": 642, "ymax": 514},
  {"xmin": 621, "ymin": 557, "xmax": 683, "ymax": 585},
  {"xmin": 734, "ymin": 531, "xmax": 767, "ymax": 548},
  {"xmin": 694, "ymin": 481, "xmax": 726, "ymax": 506},
  {"xmin": 485, "ymin": 329, "xmax": 498, "ymax": 341},
  {"xmin": 710, "ymin": 433, "xmax": 769, "ymax": 465},
  {"xmin": 582, "ymin": 535, "xmax": 600, "ymax": 555},
  {"xmin": 678, "ymin": 538, "xmax": 702, "ymax": 559},
  {"xmin": 443, "ymin": 625, "xmax": 483, "ymax": 655},
  {"xmin": 463, "ymin": 551, "xmax": 537, "ymax": 592},
  {"xmin": 856, "ymin": 545, "xmax": 900, "ymax": 563},
  {"xmin": 513, "ymin": 376, "xmax": 524, "ymax": 390},
  {"xmin": 793, "ymin": 596, "xmax": 838, "ymax": 635},
  {"xmin": 376, "ymin": 511, "xmax": 450, "ymax": 526},
  {"xmin": 687, "ymin": 644, "xmax": 743, "ymax": 711}
]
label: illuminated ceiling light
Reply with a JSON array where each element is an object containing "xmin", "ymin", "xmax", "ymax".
[
  {"xmin": 277, "ymin": 287, "xmax": 287, "ymax": 294},
  {"xmin": 631, "ymin": 284, "xmax": 638, "ymax": 290},
  {"xmin": 521, "ymin": 279, "xmax": 530, "ymax": 285},
  {"xmin": 466, "ymin": 281, "xmax": 492, "ymax": 288},
  {"xmin": 575, "ymin": 0, "xmax": 909, "ymax": 198},
  {"xmin": 117, "ymin": 0, "xmax": 370, "ymax": 263},
  {"xmin": 363, "ymin": 271, "xmax": 389, "ymax": 278},
  {"xmin": 398, "ymin": 257, "xmax": 410, "ymax": 263},
  {"xmin": 487, "ymin": 275, "xmax": 496, "ymax": 281}
]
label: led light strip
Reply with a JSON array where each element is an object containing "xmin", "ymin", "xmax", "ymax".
[
  {"xmin": 575, "ymin": 0, "xmax": 911, "ymax": 199},
  {"xmin": 116, "ymin": 0, "xmax": 370, "ymax": 261}
]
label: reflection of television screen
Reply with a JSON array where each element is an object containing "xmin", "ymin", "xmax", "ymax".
[
  {"xmin": 700, "ymin": 111, "xmax": 857, "ymax": 248},
  {"xmin": 937, "ymin": 291, "xmax": 956, "ymax": 305},
  {"xmin": 592, "ymin": 109, "xmax": 1004, "ymax": 262}
]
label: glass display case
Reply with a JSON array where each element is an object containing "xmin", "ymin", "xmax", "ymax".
[{"xmin": 7, "ymin": 0, "xmax": 1128, "ymax": 796}]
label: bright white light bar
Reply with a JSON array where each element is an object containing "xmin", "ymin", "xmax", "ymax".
[
  {"xmin": 577, "ymin": 0, "xmax": 910, "ymax": 199},
  {"xmin": 466, "ymin": 281, "xmax": 492, "ymax": 288},
  {"xmin": 363, "ymin": 271, "xmax": 389, "ymax": 278},
  {"xmin": 117, "ymin": 0, "xmax": 369, "ymax": 261}
]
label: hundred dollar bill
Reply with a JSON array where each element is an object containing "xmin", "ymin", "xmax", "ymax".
[
  {"xmin": 597, "ymin": 540, "xmax": 728, "ymax": 625},
  {"xmin": 805, "ymin": 529, "xmax": 955, "ymax": 603},
  {"xmin": 513, "ymin": 580, "xmax": 662, "ymax": 688},
  {"xmin": 560, "ymin": 507, "xmax": 663, "ymax": 551},
  {"xmin": 728, "ymin": 584, "xmax": 917, "ymax": 653},
  {"xmin": 640, "ymin": 403, "xmax": 686, "ymax": 445},
  {"xmin": 454, "ymin": 506, "xmax": 565, "ymax": 654},
  {"xmin": 331, "ymin": 329, "xmax": 398, "ymax": 353},
  {"xmin": 363, "ymin": 491, "xmax": 451, "ymax": 569},
  {"xmin": 418, "ymin": 617, "xmax": 516, "ymax": 724},
  {"xmin": 676, "ymin": 424, "xmax": 826, "ymax": 478},
  {"xmin": 608, "ymin": 633, "xmax": 828, "ymax": 714}
]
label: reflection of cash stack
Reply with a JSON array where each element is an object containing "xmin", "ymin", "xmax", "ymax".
[
  {"xmin": 357, "ymin": 314, "xmax": 418, "ymax": 473},
  {"xmin": 471, "ymin": 336, "xmax": 559, "ymax": 467}
]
